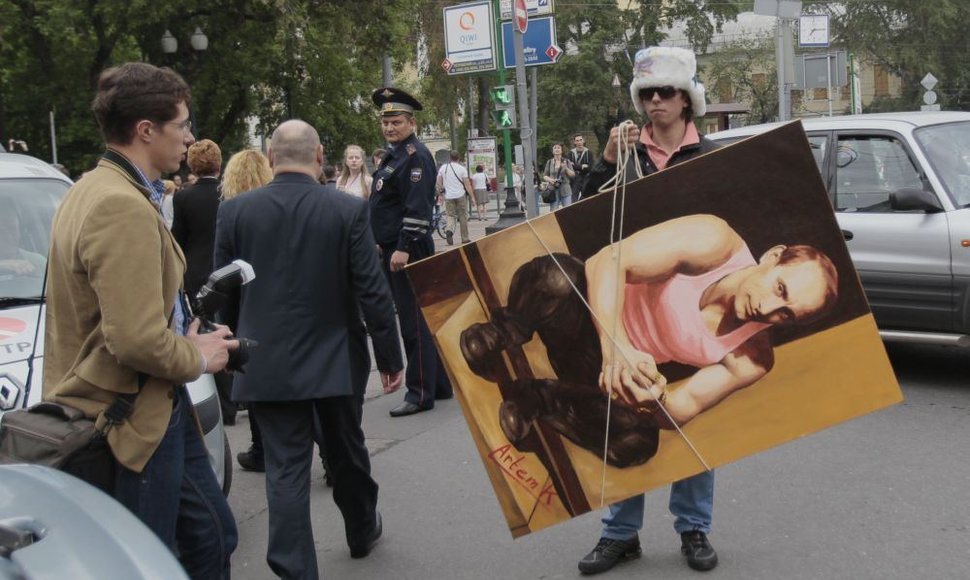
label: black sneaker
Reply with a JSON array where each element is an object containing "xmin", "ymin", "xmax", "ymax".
[
  {"xmin": 681, "ymin": 531, "xmax": 718, "ymax": 571},
  {"xmin": 445, "ymin": 230, "xmax": 454, "ymax": 245},
  {"xmin": 236, "ymin": 446, "xmax": 265, "ymax": 472},
  {"xmin": 578, "ymin": 536, "xmax": 641, "ymax": 575}
]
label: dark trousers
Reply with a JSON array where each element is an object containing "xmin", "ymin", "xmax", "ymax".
[
  {"xmin": 114, "ymin": 387, "xmax": 238, "ymax": 579},
  {"xmin": 254, "ymin": 397, "xmax": 378, "ymax": 580},
  {"xmin": 248, "ymin": 402, "xmax": 329, "ymax": 467},
  {"xmin": 460, "ymin": 254, "xmax": 659, "ymax": 468},
  {"xmin": 380, "ymin": 236, "xmax": 452, "ymax": 407},
  {"xmin": 214, "ymin": 371, "xmax": 237, "ymax": 422}
]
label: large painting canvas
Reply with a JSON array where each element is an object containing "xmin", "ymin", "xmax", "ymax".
[{"xmin": 406, "ymin": 122, "xmax": 903, "ymax": 538}]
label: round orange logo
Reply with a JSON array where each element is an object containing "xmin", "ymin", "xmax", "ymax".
[{"xmin": 459, "ymin": 11, "xmax": 476, "ymax": 30}]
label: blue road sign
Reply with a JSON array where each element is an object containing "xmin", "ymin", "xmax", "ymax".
[{"xmin": 501, "ymin": 16, "xmax": 561, "ymax": 68}]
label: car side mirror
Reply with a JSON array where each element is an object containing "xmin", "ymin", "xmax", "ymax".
[{"xmin": 890, "ymin": 187, "xmax": 944, "ymax": 213}]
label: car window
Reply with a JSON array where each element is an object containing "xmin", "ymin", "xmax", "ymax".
[
  {"xmin": 807, "ymin": 134, "xmax": 828, "ymax": 172},
  {"xmin": 914, "ymin": 121, "xmax": 970, "ymax": 207},
  {"xmin": 834, "ymin": 135, "xmax": 923, "ymax": 213},
  {"xmin": 0, "ymin": 178, "xmax": 68, "ymax": 300}
]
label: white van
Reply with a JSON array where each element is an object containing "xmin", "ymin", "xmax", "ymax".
[{"xmin": 0, "ymin": 152, "xmax": 231, "ymax": 493}]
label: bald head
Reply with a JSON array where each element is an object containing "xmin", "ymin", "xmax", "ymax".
[{"xmin": 269, "ymin": 120, "xmax": 323, "ymax": 175}]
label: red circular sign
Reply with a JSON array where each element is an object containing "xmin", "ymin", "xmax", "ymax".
[
  {"xmin": 514, "ymin": 0, "xmax": 528, "ymax": 34},
  {"xmin": 0, "ymin": 317, "xmax": 27, "ymax": 341}
]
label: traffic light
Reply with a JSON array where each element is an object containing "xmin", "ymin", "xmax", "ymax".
[{"xmin": 490, "ymin": 85, "xmax": 517, "ymax": 129}]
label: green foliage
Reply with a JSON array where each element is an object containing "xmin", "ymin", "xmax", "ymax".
[
  {"xmin": 531, "ymin": 0, "xmax": 744, "ymax": 164},
  {"xmin": 706, "ymin": 36, "xmax": 778, "ymax": 125},
  {"xmin": 0, "ymin": 0, "xmax": 418, "ymax": 175},
  {"xmin": 809, "ymin": 0, "xmax": 970, "ymax": 111}
]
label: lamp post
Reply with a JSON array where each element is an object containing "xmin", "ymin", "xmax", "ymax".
[
  {"xmin": 160, "ymin": 27, "xmax": 207, "ymax": 178},
  {"xmin": 160, "ymin": 27, "xmax": 207, "ymax": 133},
  {"xmin": 611, "ymin": 73, "xmax": 623, "ymax": 126}
]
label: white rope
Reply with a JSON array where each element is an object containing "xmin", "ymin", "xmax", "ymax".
[{"xmin": 521, "ymin": 125, "xmax": 711, "ymax": 506}]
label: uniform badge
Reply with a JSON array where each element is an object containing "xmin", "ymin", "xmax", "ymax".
[
  {"xmin": 376, "ymin": 178, "xmax": 384, "ymax": 191},
  {"xmin": 406, "ymin": 144, "xmax": 416, "ymax": 156},
  {"xmin": 410, "ymin": 168, "xmax": 422, "ymax": 182}
]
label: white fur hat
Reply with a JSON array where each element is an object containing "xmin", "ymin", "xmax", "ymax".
[{"xmin": 629, "ymin": 46, "xmax": 707, "ymax": 118}]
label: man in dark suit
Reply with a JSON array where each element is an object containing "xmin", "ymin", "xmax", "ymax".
[
  {"xmin": 172, "ymin": 138, "xmax": 237, "ymax": 424},
  {"xmin": 214, "ymin": 120, "xmax": 404, "ymax": 579}
]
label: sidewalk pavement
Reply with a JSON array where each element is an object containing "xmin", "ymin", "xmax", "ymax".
[{"xmin": 432, "ymin": 193, "xmax": 553, "ymax": 254}]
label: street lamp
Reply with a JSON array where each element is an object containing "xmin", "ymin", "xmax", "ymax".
[
  {"xmin": 160, "ymin": 27, "xmax": 208, "ymax": 55},
  {"xmin": 158, "ymin": 26, "xmax": 209, "ymax": 169},
  {"xmin": 611, "ymin": 73, "xmax": 623, "ymax": 126},
  {"xmin": 190, "ymin": 27, "xmax": 209, "ymax": 52},
  {"xmin": 161, "ymin": 30, "xmax": 177, "ymax": 54}
]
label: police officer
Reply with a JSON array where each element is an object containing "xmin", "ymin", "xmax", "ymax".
[{"xmin": 369, "ymin": 87, "xmax": 453, "ymax": 417}]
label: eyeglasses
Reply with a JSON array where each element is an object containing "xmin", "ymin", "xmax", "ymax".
[
  {"xmin": 157, "ymin": 119, "xmax": 193, "ymax": 133},
  {"xmin": 638, "ymin": 86, "xmax": 679, "ymax": 101}
]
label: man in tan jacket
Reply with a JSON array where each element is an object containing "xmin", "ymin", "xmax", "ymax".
[{"xmin": 43, "ymin": 63, "xmax": 238, "ymax": 579}]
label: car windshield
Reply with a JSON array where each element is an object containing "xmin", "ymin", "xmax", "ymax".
[
  {"xmin": 0, "ymin": 178, "xmax": 68, "ymax": 301},
  {"xmin": 914, "ymin": 121, "xmax": 970, "ymax": 207}
]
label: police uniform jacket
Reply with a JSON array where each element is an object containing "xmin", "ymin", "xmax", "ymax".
[{"xmin": 369, "ymin": 133, "xmax": 437, "ymax": 252}]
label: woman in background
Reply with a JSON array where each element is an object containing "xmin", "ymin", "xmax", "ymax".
[
  {"xmin": 161, "ymin": 179, "xmax": 177, "ymax": 229},
  {"xmin": 336, "ymin": 144, "xmax": 373, "ymax": 198},
  {"xmin": 470, "ymin": 164, "xmax": 489, "ymax": 221},
  {"xmin": 219, "ymin": 149, "xmax": 272, "ymax": 472},
  {"xmin": 221, "ymin": 150, "xmax": 272, "ymax": 201},
  {"xmin": 542, "ymin": 143, "xmax": 575, "ymax": 211}
]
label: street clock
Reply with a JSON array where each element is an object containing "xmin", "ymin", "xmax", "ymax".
[{"xmin": 799, "ymin": 14, "xmax": 830, "ymax": 47}]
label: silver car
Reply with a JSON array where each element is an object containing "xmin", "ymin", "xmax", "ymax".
[
  {"xmin": 711, "ymin": 112, "xmax": 970, "ymax": 346},
  {"xmin": 0, "ymin": 152, "xmax": 231, "ymax": 493},
  {"xmin": 0, "ymin": 464, "xmax": 190, "ymax": 579}
]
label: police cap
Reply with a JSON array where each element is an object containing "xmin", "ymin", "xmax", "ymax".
[{"xmin": 372, "ymin": 87, "xmax": 423, "ymax": 117}]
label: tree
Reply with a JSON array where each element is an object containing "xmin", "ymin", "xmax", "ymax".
[
  {"xmin": 706, "ymin": 36, "xmax": 778, "ymax": 125},
  {"xmin": 809, "ymin": 0, "xmax": 970, "ymax": 111},
  {"xmin": 529, "ymin": 0, "xmax": 745, "ymax": 163},
  {"xmin": 0, "ymin": 0, "xmax": 420, "ymax": 175}
]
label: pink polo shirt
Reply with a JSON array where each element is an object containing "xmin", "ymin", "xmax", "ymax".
[{"xmin": 639, "ymin": 122, "xmax": 700, "ymax": 171}]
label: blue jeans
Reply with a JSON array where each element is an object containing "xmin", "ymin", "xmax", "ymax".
[
  {"xmin": 550, "ymin": 194, "xmax": 573, "ymax": 211},
  {"xmin": 114, "ymin": 387, "xmax": 238, "ymax": 579},
  {"xmin": 601, "ymin": 470, "xmax": 715, "ymax": 539}
]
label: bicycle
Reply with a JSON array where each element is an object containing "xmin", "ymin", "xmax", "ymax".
[{"xmin": 431, "ymin": 203, "xmax": 448, "ymax": 240}]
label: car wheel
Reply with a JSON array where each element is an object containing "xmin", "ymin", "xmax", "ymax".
[{"xmin": 222, "ymin": 432, "xmax": 232, "ymax": 496}]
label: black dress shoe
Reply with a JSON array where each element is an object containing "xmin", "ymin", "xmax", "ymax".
[
  {"xmin": 389, "ymin": 401, "xmax": 431, "ymax": 417},
  {"xmin": 681, "ymin": 531, "xmax": 718, "ymax": 571},
  {"xmin": 435, "ymin": 391, "xmax": 454, "ymax": 401},
  {"xmin": 236, "ymin": 446, "xmax": 265, "ymax": 472},
  {"xmin": 578, "ymin": 536, "xmax": 641, "ymax": 575},
  {"xmin": 349, "ymin": 512, "xmax": 382, "ymax": 559}
]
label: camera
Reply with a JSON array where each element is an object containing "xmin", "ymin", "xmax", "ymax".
[{"xmin": 192, "ymin": 260, "xmax": 258, "ymax": 373}]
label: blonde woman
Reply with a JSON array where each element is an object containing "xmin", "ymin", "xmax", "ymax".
[
  {"xmin": 336, "ymin": 144, "xmax": 373, "ymax": 198},
  {"xmin": 161, "ymin": 179, "xmax": 177, "ymax": 229},
  {"xmin": 218, "ymin": 148, "xmax": 274, "ymax": 472},
  {"xmin": 221, "ymin": 149, "xmax": 272, "ymax": 200}
]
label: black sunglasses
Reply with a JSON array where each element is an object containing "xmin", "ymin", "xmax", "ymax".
[{"xmin": 639, "ymin": 86, "xmax": 679, "ymax": 101}]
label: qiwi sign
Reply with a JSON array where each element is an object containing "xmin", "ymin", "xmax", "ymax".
[{"xmin": 443, "ymin": 1, "xmax": 496, "ymax": 75}]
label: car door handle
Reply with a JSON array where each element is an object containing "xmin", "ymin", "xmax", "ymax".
[{"xmin": 842, "ymin": 229, "xmax": 853, "ymax": 240}]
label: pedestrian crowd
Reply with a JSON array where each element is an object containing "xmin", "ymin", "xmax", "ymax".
[{"xmin": 38, "ymin": 44, "xmax": 727, "ymax": 579}]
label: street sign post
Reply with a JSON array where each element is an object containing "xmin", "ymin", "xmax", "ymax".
[
  {"xmin": 500, "ymin": 0, "xmax": 553, "ymax": 20},
  {"xmin": 514, "ymin": 0, "xmax": 528, "ymax": 34},
  {"xmin": 501, "ymin": 16, "xmax": 561, "ymax": 68},
  {"xmin": 443, "ymin": 1, "xmax": 497, "ymax": 75},
  {"xmin": 921, "ymin": 72, "xmax": 941, "ymax": 111}
]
